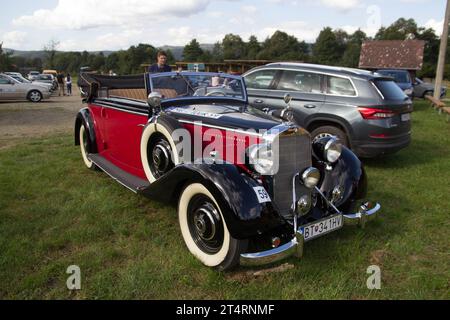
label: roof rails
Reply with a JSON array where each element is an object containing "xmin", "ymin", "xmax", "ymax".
[{"xmin": 265, "ymin": 62, "xmax": 372, "ymax": 76}]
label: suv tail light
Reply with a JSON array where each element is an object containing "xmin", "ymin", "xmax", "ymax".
[{"xmin": 358, "ymin": 107, "xmax": 396, "ymax": 120}]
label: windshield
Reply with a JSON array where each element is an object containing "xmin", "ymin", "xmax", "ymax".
[
  {"xmin": 12, "ymin": 76, "xmax": 30, "ymax": 83},
  {"xmin": 149, "ymin": 72, "xmax": 246, "ymax": 102}
]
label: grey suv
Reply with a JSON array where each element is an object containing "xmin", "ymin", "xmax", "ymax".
[{"xmin": 243, "ymin": 62, "xmax": 413, "ymax": 158}]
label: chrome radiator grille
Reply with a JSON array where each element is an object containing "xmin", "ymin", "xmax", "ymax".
[{"xmin": 271, "ymin": 129, "xmax": 312, "ymax": 217}]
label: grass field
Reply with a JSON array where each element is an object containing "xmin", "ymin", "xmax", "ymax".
[{"xmin": 0, "ymin": 99, "xmax": 449, "ymax": 300}]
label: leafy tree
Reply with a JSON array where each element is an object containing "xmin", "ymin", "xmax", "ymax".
[
  {"xmin": 222, "ymin": 34, "xmax": 246, "ymax": 60},
  {"xmin": 43, "ymin": 40, "xmax": 60, "ymax": 69},
  {"xmin": 341, "ymin": 29, "xmax": 367, "ymax": 67},
  {"xmin": 210, "ymin": 42, "xmax": 224, "ymax": 62},
  {"xmin": 0, "ymin": 42, "xmax": 13, "ymax": 71},
  {"xmin": 375, "ymin": 18, "xmax": 420, "ymax": 40},
  {"xmin": 183, "ymin": 39, "xmax": 204, "ymax": 61},
  {"xmin": 349, "ymin": 29, "xmax": 367, "ymax": 45},
  {"xmin": 257, "ymin": 31, "xmax": 309, "ymax": 61},
  {"xmin": 246, "ymin": 35, "xmax": 261, "ymax": 60},
  {"xmin": 313, "ymin": 27, "xmax": 342, "ymax": 65}
]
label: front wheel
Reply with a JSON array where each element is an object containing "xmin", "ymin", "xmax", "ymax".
[
  {"xmin": 178, "ymin": 183, "xmax": 247, "ymax": 271},
  {"xmin": 311, "ymin": 125, "xmax": 349, "ymax": 147},
  {"xmin": 28, "ymin": 90, "xmax": 42, "ymax": 103}
]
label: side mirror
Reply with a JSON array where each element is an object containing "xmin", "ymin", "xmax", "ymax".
[
  {"xmin": 283, "ymin": 93, "xmax": 292, "ymax": 105},
  {"xmin": 148, "ymin": 92, "xmax": 162, "ymax": 114}
]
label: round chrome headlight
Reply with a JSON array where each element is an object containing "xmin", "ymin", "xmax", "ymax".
[
  {"xmin": 247, "ymin": 143, "xmax": 276, "ymax": 175},
  {"xmin": 324, "ymin": 138, "xmax": 343, "ymax": 163},
  {"xmin": 301, "ymin": 167, "xmax": 320, "ymax": 189}
]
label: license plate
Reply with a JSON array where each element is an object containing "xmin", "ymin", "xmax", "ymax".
[
  {"xmin": 401, "ymin": 113, "xmax": 411, "ymax": 122},
  {"xmin": 300, "ymin": 214, "xmax": 343, "ymax": 242}
]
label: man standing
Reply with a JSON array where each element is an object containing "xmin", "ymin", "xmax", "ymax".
[
  {"xmin": 57, "ymin": 72, "xmax": 65, "ymax": 96},
  {"xmin": 148, "ymin": 51, "xmax": 172, "ymax": 73}
]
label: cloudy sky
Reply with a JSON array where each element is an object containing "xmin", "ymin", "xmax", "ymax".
[{"xmin": 0, "ymin": 0, "xmax": 446, "ymax": 51}]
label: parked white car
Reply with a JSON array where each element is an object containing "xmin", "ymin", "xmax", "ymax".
[
  {"xmin": 0, "ymin": 73, "xmax": 51, "ymax": 102},
  {"xmin": 27, "ymin": 71, "xmax": 40, "ymax": 81}
]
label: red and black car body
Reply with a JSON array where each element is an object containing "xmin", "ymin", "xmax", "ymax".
[{"xmin": 75, "ymin": 72, "xmax": 380, "ymax": 270}]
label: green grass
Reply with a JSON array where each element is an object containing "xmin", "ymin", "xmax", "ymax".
[{"xmin": 0, "ymin": 100, "xmax": 449, "ymax": 299}]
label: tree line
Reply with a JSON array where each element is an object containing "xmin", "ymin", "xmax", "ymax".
[{"xmin": 1, "ymin": 18, "xmax": 449, "ymax": 78}]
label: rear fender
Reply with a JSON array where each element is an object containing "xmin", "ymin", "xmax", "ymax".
[{"xmin": 74, "ymin": 108, "xmax": 98, "ymax": 153}]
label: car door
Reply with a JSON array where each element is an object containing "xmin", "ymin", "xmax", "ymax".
[
  {"xmin": 0, "ymin": 76, "xmax": 19, "ymax": 100},
  {"xmin": 261, "ymin": 69, "xmax": 325, "ymax": 127},
  {"xmin": 244, "ymin": 69, "xmax": 281, "ymax": 111}
]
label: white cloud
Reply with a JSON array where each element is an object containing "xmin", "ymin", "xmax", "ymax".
[
  {"xmin": 425, "ymin": 18, "xmax": 444, "ymax": 35},
  {"xmin": 1, "ymin": 31, "xmax": 27, "ymax": 48},
  {"xmin": 321, "ymin": 0, "xmax": 360, "ymax": 11},
  {"xmin": 241, "ymin": 5, "xmax": 258, "ymax": 14},
  {"xmin": 254, "ymin": 21, "xmax": 322, "ymax": 42},
  {"xmin": 266, "ymin": 0, "xmax": 360, "ymax": 11},
  {"xmin": 13, "ymin": 0, "xmax": 211, "ymax": 30}
]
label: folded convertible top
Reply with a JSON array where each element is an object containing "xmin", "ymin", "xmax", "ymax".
[{"xmin": 78, "ymin": 72, "xmax": 147, "ymax": 101}]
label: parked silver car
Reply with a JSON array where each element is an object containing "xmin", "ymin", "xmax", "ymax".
[
  {"xmin": 413, "ymin": 78, "xmax": 446, "ymax": 98},
  {"xmin": 4, "ymin": 72, "xmax": 54, "ymax": 92},
  {"xmin": 0, "ymin": 73, "xmax": 51, "ymax": 102}
]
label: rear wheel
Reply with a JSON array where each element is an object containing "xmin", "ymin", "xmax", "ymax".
[
  {"xmin": 79, "ymin": 125, "xmax": 98, "ymax": 171},
  {"xmin": 423, "ymin": 90, "xmax": 433, "ymax": 98},
  {"xmin": 311, "ymin": 125, "xmax": 349, "ymax": 147},
  {"xmin": 148, "ymin": 135, "xmax": 174, "ymax": 180},
  {"xmin": 178, "ymin": 183, "xmax": 247, "ymax": 271},
  {"xmin": 28, "ymin": 90, "xmax": 42, "ymax": 103}
]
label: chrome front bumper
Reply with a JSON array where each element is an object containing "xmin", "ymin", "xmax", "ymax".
[{"xmin": 240, "ymin": 202, "xmax": 381, "ymax": 267}]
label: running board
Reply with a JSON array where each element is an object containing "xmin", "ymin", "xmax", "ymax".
[{"xmin": 88, "ymin": 154, "xmax": 150, "ymax": 193}]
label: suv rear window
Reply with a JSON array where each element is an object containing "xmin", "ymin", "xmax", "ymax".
[{"xmin": 373, "ymin": 79, "xmax": 407, "ymax": 100}]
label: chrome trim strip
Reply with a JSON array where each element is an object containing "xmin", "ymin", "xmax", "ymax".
[
  {"xmin": 91, "ymin": 103, "xmax": 148, "ymax": 116},
  {"xmin": 178, "ymin": 119, "xmax": 263, "ymax": 137}
]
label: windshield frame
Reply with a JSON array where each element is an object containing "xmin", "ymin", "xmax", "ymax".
[{"xmin": 147, "ymin": 72, "xmax": 248, "ymax": 105}]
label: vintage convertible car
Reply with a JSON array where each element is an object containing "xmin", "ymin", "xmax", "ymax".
[{"xmin": 75, "ymin": 72, "xmax": 381, "ymax": 270}]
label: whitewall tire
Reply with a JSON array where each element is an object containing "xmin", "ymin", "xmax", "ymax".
[
  {"xmin": 140, "ymin": 123, "xmax": 179, "ymax": 183},
  {"xmin": 79, "ymin": 125, "xmax": 97, "ymax": 170},
  {"xmin": 178, "ymin": 183, "xmax": 247, "ymax": 270}
]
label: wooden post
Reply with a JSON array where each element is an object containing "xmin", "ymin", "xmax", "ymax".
[{"xmin": 434, "ymin": 0, "xmax": 450, "ymax": 100}]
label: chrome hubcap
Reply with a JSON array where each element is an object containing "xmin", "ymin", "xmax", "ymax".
[
  {"xmin": 313, "ymin": 133, "xmax": 333, "ymax": 143},
  {"xmin": 150, "ymin": 139, "xmax": 173, "ymax": 178},
  {"xmin": 193, "ymin": 207, "xmax": 217, "ymax": 241},
  {"xmin": 187, "ymin": 195, "xmax": 224, "ymax": 254},
  {"xmin": 30, "ymin": 92, "xmax": 40, "ymax": 101}
]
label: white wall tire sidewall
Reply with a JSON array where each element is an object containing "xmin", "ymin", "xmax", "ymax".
[
  {"xmin": 179, "ymin": 183, "xmax": 231, "ymax": 267},
  {"xmin": 141, "ymin": 123, "xmax": 179, "ymax": 183},
  {"xmin": 79, "ymin": 125, "xmax": 94, "ymax": 169}
]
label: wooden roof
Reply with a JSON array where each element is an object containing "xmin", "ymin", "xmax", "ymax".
[{"xmin": 359, "ymin": 40, "xmax": 425, "ymax": 70}]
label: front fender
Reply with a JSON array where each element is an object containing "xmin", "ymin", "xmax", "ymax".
[
  {"xmin": 74, "ymin": 107, "xmax": 97, "ymax": 153},
  {"xmin": 139, "ymin": 163, "xmax": 285, "ymax": 239},
  {"xmin": 316, "ymin": 147, "xmax": 367, "ymax": 211}
]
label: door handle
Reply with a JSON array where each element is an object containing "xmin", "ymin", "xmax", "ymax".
[
  {"xmin": 304, "ymin": 104, "xmax": 317, "ymax": 109},
  {"xmin": 254, "ymin": 99, "xmax": 264, "ymax": 104}
]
